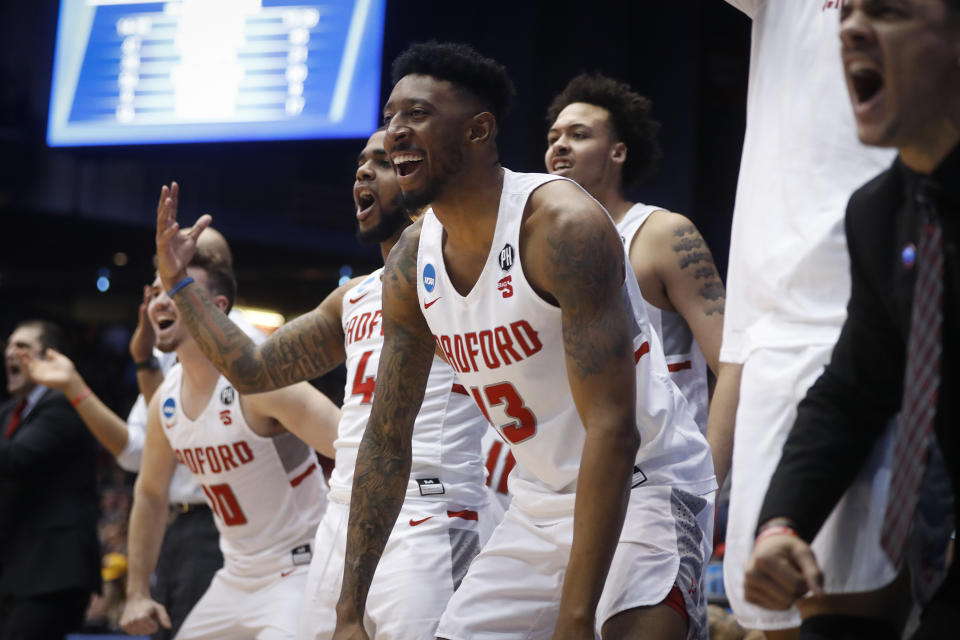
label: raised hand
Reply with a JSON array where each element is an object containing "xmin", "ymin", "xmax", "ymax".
[
  {"xmin": 120, "ymin": 596, "xmax": 172, "ymax": 636},
  {"xmin": 129, "ymin": 284, "xmax": 156, "ymax": 363},
  {"xmin": 20, "ymin": 348, "xmax": 84, "ymax": 397},
  {"xmin": 155, "ymin": 181, "xmax": 212, "ymax": 290}
]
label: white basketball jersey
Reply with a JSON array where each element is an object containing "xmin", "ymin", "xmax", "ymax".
[
  {"xmin": 329, "ymin": 268, "xmax": 489, "ymax": 508},
  {"xmin": 617, "ymin": 204, "xmax": 710, "ymax": 434},
  {"xmin": 416, "ymin": 169, "xmax": 716, "ymax": 521},
  {"xmin": 158, "ymin": 365, "xmax": 326, "ymax": 577}
]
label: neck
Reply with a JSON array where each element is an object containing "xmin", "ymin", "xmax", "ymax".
[
  {"xmin": 379, "ymin": 221, "xmax": 412, "ymax": 263},
  {"xmin": 585, "ymin": 174, "xmax": 632, "ymax": 223},
  {"xmin": 431, "ymin": 163, "xmax": 504, "ymax": 251},
  {"xmin": 899, "ymin": 121, "xmax": 960, "ymax": 175},
  {"xmin": 176, "ymin": 339, "xmax": 221, "ymax": 391}
]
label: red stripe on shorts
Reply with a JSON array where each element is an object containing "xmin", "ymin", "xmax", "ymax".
[
  {"xmin": 451, "ymin": 383, "xmax": 469, "ymax": 395},
  {"xmin": 667, "ymin": 361, "xmax": 692, "ymax": 372},
  {"xmin": 662, "ymin": 584, "xmax": 689, "ymax": 626},
  {"xmin": 446, "ymin": 509, "xmax": 478, "ymax": 521}
]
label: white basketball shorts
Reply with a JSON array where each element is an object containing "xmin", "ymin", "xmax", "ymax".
[
  {"xmin": 436, "ymin": 484, "xmax": 714, "ymax": 640},
  {"xmin": 723, "ymin": 343, "xmax": 897, "ymax": 630}
]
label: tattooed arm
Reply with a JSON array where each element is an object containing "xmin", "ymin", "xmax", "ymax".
[
  {"xmin": 154, "ymin": 181, "xmax": 349, "ymax": 393},
  {"xmin": 524, "ymin": 180, "xmax": 640, "ymax": 639},
  {"xmin": 333, "ymin": 224, "xmax": 435, "ymax": 639},
  {"xmin": 630, "ymin": 210, "xmax": 737, "ymax": 484}
]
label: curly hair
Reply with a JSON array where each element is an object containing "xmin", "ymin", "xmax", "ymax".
[
  {"xmin": 391, "ymin": 41, "xmax": 515, "ymax": 122},
  {"xmin": 547, "ymin": 73, "xmax": 662, "ymax": 186},
  {"xmin": 189, "ymin": 251, "xmax": 237, "ymax": 313}
]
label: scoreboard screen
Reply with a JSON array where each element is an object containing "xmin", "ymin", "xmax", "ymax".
[{"xmin": 47, "ymin": 0, "xmax": 385, "ymax": 146}]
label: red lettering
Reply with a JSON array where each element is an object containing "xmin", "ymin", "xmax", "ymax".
[
  {"xmin": 218, "ymin": 444, "xmax": 238, "ymax": 470},
  {"xmin": 453, "ymin": 335, "xmax": 472, "ymax": 373},
  {"xmin": 510, "ymin": 320, "xmax": 542, "ymax": 357},
  {"xmin": 366, "ymin": 310, "xmax": 382, "ymax": 340},
  {"xmin": 485, "ymin": 440, "xmax": 502, "ymax": 486},
  {"xmin": 182, "ymin": 449, "xmax": 198, "ymax": 473},
  {"xmin": 202, "ymin": 483, "xmax": 248, "ymax": 526},
  {"xmin": 463, "ymin": 332, "xmax": 481, "ymax": 373},
  {"xmin": 204, "ymin": 447, "xmax": 221, "ymax": 473},
  {"xmin": 439, "ymin": 335, "xmax": 459, "ymax": 373},
  {"xmin": 219, "ymin": 409, "xmax": 232, "ymax": 425},
  {"xmin": 351, "ymin": 350, "xmax": 376, "ymax": 404},
  {"xmin": 494, "ymin": 326, "xmax": 521, "ymax": 365},
  {"xmin": 234, "ymin": 441, "xmax": 254, "ymax": 464},
  {"xmin": 470, "ymin": 387, "xmax": 492, "ymax": 424},
  {"xmin": 195, "ymin": 447, "xmax": 207, "ymax": 474},
  {"xmin": 478, "ymin": 330, "xmax": 500, "ymax": 369},
  {"xmin": 355, "ymin": 312, "xmax": 371, "ymax": 343},
  {"xmin": 345, "ymin": 316, "xmax": 358, "ymax": 344},
  {"xmin": 498, "ymin": 452, "xmax": 516, "ymax": 495}
]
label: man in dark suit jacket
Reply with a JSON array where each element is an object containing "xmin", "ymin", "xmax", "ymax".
[
  {"xmin": 743, "ymin": 1, "xmax": 960, "ymax": 639},
  {"xmin": 0, "ymin": 320, "xmax": 101, "ymax": 639}
]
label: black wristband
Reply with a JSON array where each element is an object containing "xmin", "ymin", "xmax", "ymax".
[{"xmin": 134, "ymin": 357, "xmax": 160, "ymax": 371}]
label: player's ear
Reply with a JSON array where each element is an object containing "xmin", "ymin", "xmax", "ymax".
[
  {"xmin": 467, "ymin": 112, "xmax": 496, "ymax": 146},
  {"xmin": 611, "ymin": 141, "xmax": 627, "ymax": 166},
  {"xmin": 212, "ymin": 294, "xmax": 230, "ymax": 314}
]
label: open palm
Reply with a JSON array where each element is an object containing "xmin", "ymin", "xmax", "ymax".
[{"xmin": 155, "ymin": 181, "xmax": 212, "ymax": 290}]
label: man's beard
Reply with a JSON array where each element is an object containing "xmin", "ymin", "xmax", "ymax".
[{"xmin": 356, "ymin": 194, "xmax": 411, "ymax": 244}]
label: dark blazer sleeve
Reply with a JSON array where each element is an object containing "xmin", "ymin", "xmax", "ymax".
[
  {"xmin": 758, "ymin": 168, "xmax": 908, "ymax": 541},
  {"xmin": 0, "ymin": 391, "xmax": 93, "ymax": 477}
]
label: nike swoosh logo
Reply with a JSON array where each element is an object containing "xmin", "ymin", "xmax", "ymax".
[
  {"xmin": 409, "ymin": 516, "xmax": 435, "ymax": 526},
  {"xmin": 280, "ymin": 568, "xmax": 296, "ymax": 578},
  {"xmin": 423, "ymin": 297, "xmax": 441, "ymax": 309},
  {"xmin": 348, "ymin": 292, "xmax": 369, "ymax": 304}
]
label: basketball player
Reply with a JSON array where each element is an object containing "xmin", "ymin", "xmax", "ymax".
[
  {"xmin": 719, "ymin": 2, "xmax": 901, "ymax": 638},
  {"xmin": 120, "ymin": 252, "xmax": 340, "ymax": 639},
  {"xmin": 544, "ymin": 73, "xmax": 736, "ymax": 484},
  {"xmin": 326, "ymin": 42, "xmax": 717, "ymax": 639},
  {"xmin": 151, "ymin": 129, "xmax": 501, "ymax": 639}
]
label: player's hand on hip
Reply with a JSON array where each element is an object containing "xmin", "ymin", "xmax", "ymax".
[
  {"xmin": 120, "ymin": 596, "xmax": 172, "ymax": 635},
  {"xmin": 155, "ymin": 181, "xmax": 211, "ymax": 290},
  {"xmin": 129, "ymin": 284, "xmax": 156, "ymax": 362},
  {"xmin": 744, "ymin": 532, "xmax": 824, "ymax": 610},
  {"xmin": 332, "ymin": 619, "xmax": 370, "ymax": 640}
]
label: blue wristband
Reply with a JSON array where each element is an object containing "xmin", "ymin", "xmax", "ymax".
[{"xmin": 167, "ymin": 276, "xmax": 195, "ymax": 298}]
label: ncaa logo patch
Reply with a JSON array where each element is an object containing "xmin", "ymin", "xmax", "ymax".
[
  {"xmin": 423, "ymin": 263, "xmax": 437, "ymax": 293},
  {"xmin": 220, "ymin": 386, "xmax": 235, "ymax": 405},
  {"xmin": 162, "ymin": 397, "xmax": 176, "ymax": 419},
  {"xmin": 499, "ymin": 244, "xmax": 514, "ymax": 271}
]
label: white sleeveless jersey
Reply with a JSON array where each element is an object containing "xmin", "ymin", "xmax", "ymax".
[
  {"xmin": 617, "ymin": 204, "xmax": 710, "ymax": 434},
  {"xmin": 158, "ymin": 365, "xmax": 327, "ymax": 577},
  {"xmin": 329, "ymin": 268, "xmax": 489, "ymax": 508},
  {"xmin": 416, "ymin": 169, "xmax": 716, "ymax": 521}
]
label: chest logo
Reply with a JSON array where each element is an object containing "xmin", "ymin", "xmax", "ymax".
[
  {"xmin": 423, "ymin": 263, "xmax": 437, "ymax": 293},
  {"xmin": 219, "ymin": 410, "xmax": 233, "ymax": 426},
  {"xmin": 220, "ymin": 386, "xmax": 235, "ymax": 405},
  {"xmin": 498, "ymin": 275, "xmax": 514, "ymax": 299},
  {"xmin": 499, "ymin": 244, "xmax": 514, "ymax": 271},
  {"xmin": 348, "ymin": 291, "xmax": 370, "ymax": 304},
  {"xmin": 162, "ymin": 397, "xmax": 176, "ymax": 429}
]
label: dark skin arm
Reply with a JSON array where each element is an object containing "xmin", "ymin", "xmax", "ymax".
[
  {"xmin": 523, "ymin": 180, "xmax": 640, "ymax": 638},
  {"xmin": 333, "ymin": 223, "xmax": 435, "ymax": 640},
  {"xmin": 154, "ymin": 181, "xmax": 350, "ymax": 392}
]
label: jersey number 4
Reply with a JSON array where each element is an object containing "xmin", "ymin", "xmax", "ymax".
[
  {"xmin": 351, "ymin": 350, "xmax": 376, "ymax": 404},
  {"xmin": 469, "ymin": 382, "xmax": 537, "ymax": 444},
  {"xmin": 201, "ymin": 483, "xmax": 248, "ymax": 526}
]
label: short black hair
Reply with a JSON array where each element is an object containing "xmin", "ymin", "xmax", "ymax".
[
  {"xmin": 391, "ymin": 41, "xmax": 515, "ymax": 122},
  {"xmin": 189, "ymin": 252, "xmax": 237, "ymax": 313},
  {"xmin": 547, "ymin": 73, "xmax": 662, "ymax": 186},
  {"xmin": 15, "ymin": 319, "xmax": 67, "ymax": 354}
]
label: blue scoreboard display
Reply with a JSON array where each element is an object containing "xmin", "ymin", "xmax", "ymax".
[{"xmin": 47, "ymin": 0, "xmax": 385, "ymax": 146}]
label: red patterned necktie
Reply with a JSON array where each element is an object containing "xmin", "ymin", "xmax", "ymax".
[
  {"xmin": 4, "ymin": 398, "xmax": 27, "ymax": 439},
  {"xmin": 881, "ymin": 179, "xmax": 944, "ymax": 565}
]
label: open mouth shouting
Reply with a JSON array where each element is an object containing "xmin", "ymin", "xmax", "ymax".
[
  {"xmin": 550, "ymin": 157, "xmax": 573, "ymax": 174},
  {"xmin": 391, "ymin": 151, "xmax": 424, "ymax": 181},
  {"xmin": 354, "ymin": 187, "xmax": 377, "ymax": 222},
  {"xmin": 847, "ymin": 61, "xmax": 885, "ymax": 117}
]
